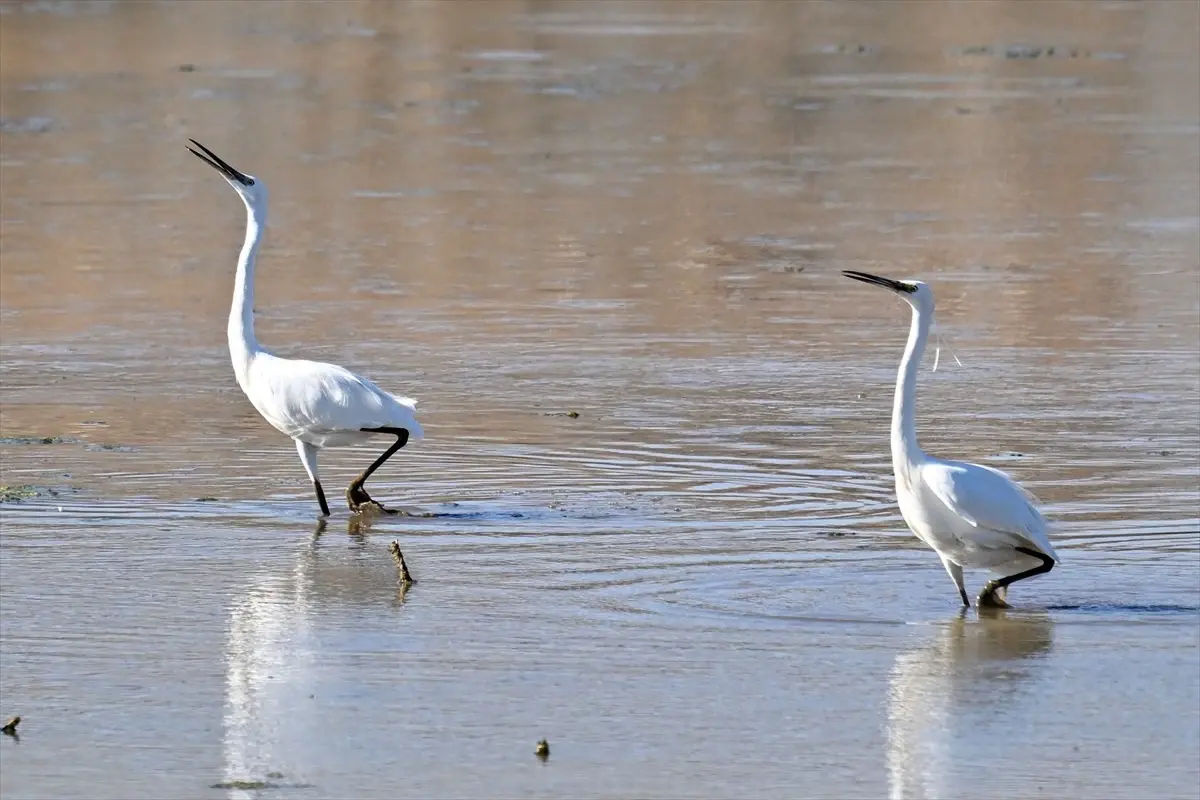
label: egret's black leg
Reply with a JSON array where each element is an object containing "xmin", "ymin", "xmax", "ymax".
[
  {"xmin": 295, "ymin": 439, "xmax": 330, "ymax": 517},
  {"xmin": 978, "ymin": 546, "xmax": 1055, "ymax": 607},
  {"xmin": 314, "ymin": 480, "xmax": 330, "ymax": 517},
  {"xmin": 347, "ymin": 427, "xmax": 409, "ymax": 514},
  {"xmin": 941, "ymin": 557, "xmax": 969, "ymax": 608}
]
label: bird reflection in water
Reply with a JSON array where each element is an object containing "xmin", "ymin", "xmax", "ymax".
[
  {"xmin": 315, "ymin": 515, "xmax": 415, "ymax": 603},
  {"xmin": 886, "ymin": 610, "xmax": 1054, "ymax": 800},
  {"xmin": 222, "ymin": 517, "xmax": 414, "ymax": 792},
  {"xmin": 221, "ymin": 546, "xmax": 319, "ymax": 794}
]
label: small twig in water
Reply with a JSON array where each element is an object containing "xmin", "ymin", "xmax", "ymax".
[{"xmin": 388, "ymin": 541, "xmax": 414, "ymax": 585}]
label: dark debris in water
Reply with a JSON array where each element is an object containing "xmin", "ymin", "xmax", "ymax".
[
  {"xmin": 0, "ymin": 435, "xmax": 79, "ymax": 446},
  {"xmin": 388, "ymin": 541, "xmax": 415, "ymax": 586},
  {"xmin": 1, "ymin": 716, "xmax": 20, "ymax": 737},
  {"xmin": 195, "ymin": 496, "xmax": 219, "ymax": 502},
  {"xmin": 543, "ymin": 411, "xmax": 581, "ymax": 419},
  {"xmin": 698, "ymin": 236, "xmax": 830, "ymax": 274},
  {"xmin": 0, "ymin": 117, "xmax": 54, "ymax": 134},
  {"xmin": 0, "ymin": 482, "xmax": 78, "ymax": 503},
  {"xmin": 0, "ymin": 486, "xmax": 39, "ymax": 502},
  {"xmin": 953, "ymin": 44, "xmax": 1100, "ymax": 60},
  {"xmin": 211, "ymin": 773, "xmax": 311, "ymax": 791},
  {"xmin": 211, "ymin": 780, "xmax": 273, "ymax": 791},
  {"xmin": 820, "ymin": 43, "xmax": 876, "ymax": 56},
  {"xmin": 0, "ymin": 484, "xmax": 72, "ymax": 503},
  {"xmin": 535, "ymin": 738, "xmax": 550, "ymax": 760},
  {"xmin": 0, "ymin": 435, "xmax": 133, "ymax": 453}
]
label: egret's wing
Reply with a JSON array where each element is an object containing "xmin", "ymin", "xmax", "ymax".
[
  {"xmin": 253, "ymin": 356, "xmax": 420, "ymax": 436},
  {"xmin": 919, "ymin": 461, "xmax": 1058, "ymax": 561},
  {"xmin": 983, "ymin": 465, "xmax": 1043, "ymax": 507}
]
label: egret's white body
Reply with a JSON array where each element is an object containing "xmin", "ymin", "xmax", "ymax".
[
  {"xmin": 843, "ymin": 270, "xmax": 1058, "ymax": 607},
  {"xmin": 237, "ymin": 352, "xmax": 422, "ymax": 449},
  {"xmin": 190, "ymin": 140, "xmax": 422, "ymax": 516}
]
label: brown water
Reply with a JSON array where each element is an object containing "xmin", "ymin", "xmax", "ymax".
[{"xmin": 2, "ymin": 1, "xmax": 1198, "ymax": 798}]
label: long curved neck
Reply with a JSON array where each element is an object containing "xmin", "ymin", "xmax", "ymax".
[
  {"xmin": 228, "ymin": 202, "xmax": 265, "ymax": 386},
  {"xmin": 892, "ymin": 301, "xmax": 930, "ymax": 479}
]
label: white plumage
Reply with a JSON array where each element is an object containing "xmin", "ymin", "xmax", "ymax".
[
  {"xmin": 245, "ymin": 354, "xmax": 423, "ymax": 448},
  {"xmin": 190, "ymin": 140, "xmax": 422, "ymax": 517},
  {"xmin": 843, "ymin": 270, "xmax": 1058, "ymax": 608}
]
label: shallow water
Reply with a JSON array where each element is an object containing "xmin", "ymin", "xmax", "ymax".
[{"xmin": 2, "ymin": 1, "xmax": 1198, "ymax": 798}]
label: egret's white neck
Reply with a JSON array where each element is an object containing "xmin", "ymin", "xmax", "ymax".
[
  {"xmin": 229, "ymin": 200, "xmax": 266, "ymax": 387},
  {"xmin": 892, "ymin": 300, "xmax": 930, "ymax": 480}
]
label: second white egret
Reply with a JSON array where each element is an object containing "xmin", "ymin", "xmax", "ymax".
[
  {"xmin": 842, "ymin": 270, "xmax": 1058, "ymax": 608},
  {"xmin": 189, "ymin": 139, "xmax": 424, "ymax": 517}
]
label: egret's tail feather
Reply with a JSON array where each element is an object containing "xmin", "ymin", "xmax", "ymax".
[{"xmin": 387, "ymin": 394, "xmax": 424, "ymax": 440}]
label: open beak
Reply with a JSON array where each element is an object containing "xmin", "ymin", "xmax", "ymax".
[
  {"xmin": 842, "ymin": 270, "xmax": 914, "ymax": 294},
  {"xmin": 187, "ymin": 139, "xmax": 254, "ymax": 186}
]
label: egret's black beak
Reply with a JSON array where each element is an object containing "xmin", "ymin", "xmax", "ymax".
[
  {"xmin": 187, "ymin": 139, "xmax": 254, "ymax": 186},
  {"xmin": 842, "ymin": 270, "xmax": 915, "ymax": 294}
]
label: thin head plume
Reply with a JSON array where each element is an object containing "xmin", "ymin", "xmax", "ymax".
[{"xmin": 931, "ymin": 325, "xmax": 965, "ymax": 373}]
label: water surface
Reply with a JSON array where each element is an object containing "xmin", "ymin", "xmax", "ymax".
[{"xmin": 2, "ymin": 2, "xmax": 1198, "ymax": 798}]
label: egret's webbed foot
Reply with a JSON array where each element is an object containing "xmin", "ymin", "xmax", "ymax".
[
  {"xmin": 976, "ymin": 548, "xmax": 1054, "ymax": 609},
  {"xmin": 347, "ymin": 483, "xmax": 401, "ymax": 516},
  {"xmin": 977, "ymin": 582, "xmax": 1010, "ymax": 609}
]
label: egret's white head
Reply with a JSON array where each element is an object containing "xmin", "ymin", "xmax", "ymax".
[
  {"xmin": 188, "ymin": 139, "xmax": 268, "ymax": 215},
  {"xmin": 842, "ymin": 270, "xmax": 934, "ymax": 313}
]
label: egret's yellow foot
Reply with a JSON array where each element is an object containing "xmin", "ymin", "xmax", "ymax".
[{"xmin": 977, "ymin": 583, "xmax": 1010, "ymax": 609}]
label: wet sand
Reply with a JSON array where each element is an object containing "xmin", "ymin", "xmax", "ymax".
[{"xmin": 1, "ymin": 1, "xmax": 1198, "ymax": 798}]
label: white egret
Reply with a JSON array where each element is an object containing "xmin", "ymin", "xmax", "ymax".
[
  {"xmin": 189, "ymin": 140, "xmax": 423, "ymax": 517},
  {"xmin": 842, "ymin": 270, "xmax": 1058, "ymax": 608}
]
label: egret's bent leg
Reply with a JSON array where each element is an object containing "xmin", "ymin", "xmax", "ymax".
[
  {"xmin": 939, "ymin": 555, "xmax": 970, "ymax": 607},
  {"xmin": 296, "ymin": 439, "xmax": 330, "ymax": 517},
  {"xmin": 347, "ymin": 427, "xmax": 410, "ymax": 514},
  {"xmin": 978, "ymin": 547, "xmax": 1054, "ymax": 607}
]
